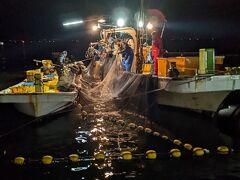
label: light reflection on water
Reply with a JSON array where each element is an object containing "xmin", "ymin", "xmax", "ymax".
[
  {"xmin": 71, "ymin": 164, "xmax": 91, "ymax": 172},
  {"xmin": 0, "ymin": 100, "xmax": 240, "ymax": 179}
]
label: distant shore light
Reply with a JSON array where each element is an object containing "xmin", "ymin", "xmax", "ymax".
[{"xmin": 63, "ymin": 20, "xmax": 83, "ymax": 26}]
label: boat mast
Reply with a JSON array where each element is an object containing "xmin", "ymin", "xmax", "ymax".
[{"xmin": 136, "ymin": 0, "xmax": 145, "ymax": 73}]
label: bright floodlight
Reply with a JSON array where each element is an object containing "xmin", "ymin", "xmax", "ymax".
[
  {"xmin": 117, "ymin": 18, "xmax": 125, "ymax": 27},
  {"xmin": 98, "ymin": 19, "xmax": 106, "ymax": 23},
  {"xmin": 63, "ymin": 20, "xmax": 83, "ymax": 26},
  {"xmin": 138, "ymin": 20, "xmax": 144, "ymax": 28},
  {"xmin": 92, "ymin": 25, "xmax": 98, "ymax": 31},
  {"xmin": 146, "ymin": 22, "xmax": 153, "ymax": 30}
]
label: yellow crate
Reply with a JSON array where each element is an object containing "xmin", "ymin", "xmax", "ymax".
[
  {"xmin": 10, "ymin": 86, "xmax": 20, "ymax": 93},
  {"xmin": 49, "ymin": 76, "xmax": 58, "ymax": 86},
  {"xmin": 26, "ymin": 69, "xmax": 42, "ymax": 82},
  {"xmin": 34, "ymin": 69, "xmax": 41, "ymax": 73},
  {"xmin": 42, "ymin": 60, "xmax": 53, "ymax": 68},
  {"xmin": 157, "ymin": 58, "xmax": 168, "ymax": 77},
  {"xmin": 142, "ymin": 64, "xmax": 152, "ymax": 74},
  {"xmin": 26, "ymin": 70, "xmax": 35, "ymax": 82},
  {"xmin": 26, "ymin": 70, "xmax": 35, "ymax": 76},
  {"xmin": 11, "ymin": 86, "xmax": 34, "ymax": 93},
  {"xmin": 43, "ymin": 85, "xmax": 49, "ymax": 92},
  {"xmin": 216, "ymin": 56, "xmax": 224, "ymax": 65},
  {"xmin": 24, "ymin": 85, "xmax": 35, "ymax": 93},
  {"xmin": 157, "ymin": 57, "xmax": 199, "ymax": 77}
]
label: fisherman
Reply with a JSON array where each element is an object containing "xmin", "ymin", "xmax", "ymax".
[
  {"xmin": 55, "ymin": 50, "xmax": 68, "ymax": 77},
  {"xmin": 168, "ymin": 62, "xmax": 179, "ymax": 79},
  {"xmin": 151, "ymin": 31, "xmax": 164, "ymax": 75},
  {"xmin": 58, "ymin": 51, "xmax": 68, "ymax": 65},
  {"xmin": 118, "ymin": 40, "xmax": 134, "ymax": 72}
]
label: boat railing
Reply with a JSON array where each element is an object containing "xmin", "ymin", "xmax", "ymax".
[{"xmin": 177, "ymin": 66, "xmax": 230, "ymax": 77}]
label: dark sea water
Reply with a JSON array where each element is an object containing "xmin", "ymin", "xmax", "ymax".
[
  {"xmin": 0, "ymin": 72, "xmax": 240, "ymax": 180},
  {"xmin": 0, "ymin": 40, "xmax": 240, "ymax": 179}
]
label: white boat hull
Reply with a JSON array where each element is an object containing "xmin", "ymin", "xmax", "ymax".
[
  {"xmin": 0, "ymin": 92, "xmax": 78, "ymax": 117},
  {"xmin": 157, "ymin": 90, "xmax": 229, "ymax": 112},
  {"xmin": 157, "ymin": 75, "xmax": 240, "ymax": 112}
]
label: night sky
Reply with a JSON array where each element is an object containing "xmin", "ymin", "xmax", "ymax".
[{"xmin": 1, "ymin": 0, "xmax": 240, "ymax": 40}]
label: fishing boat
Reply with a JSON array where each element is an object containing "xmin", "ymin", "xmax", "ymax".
[
  {"xmin": 87, "ymin": 25, "xmax": 240, "ymax": 135},
  {"xmin": 152, "ymin": 55, "xmax": 234, "ymax": 112},
  {"xmin": 91, "ymin": 27, "xmax": 240, "ymax": 112},
  {"xmin": 0, "ymin": 60, "xmax": 79, "ymax": 117}
]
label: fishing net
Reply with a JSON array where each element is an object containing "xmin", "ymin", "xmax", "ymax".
[
  {"xmin": 77, "ymin": 52, "xmax": 166, "ymax": 121},
  {"xmin": 76, "ymin": 54, "xmax": 232, "ymax": 149},
  {"xmin": 75, "ymin": 53, "xmax": 168, "ymax": 155}
]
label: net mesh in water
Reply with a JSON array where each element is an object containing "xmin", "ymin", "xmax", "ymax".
[{"xmin": 77, "ymin": 54, "xmax": 167, "ymax": 119}]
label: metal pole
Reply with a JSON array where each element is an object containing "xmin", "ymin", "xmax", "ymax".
[{"xmin": 160, "ymin": 21, "xmax": 166, "ymax": 38}]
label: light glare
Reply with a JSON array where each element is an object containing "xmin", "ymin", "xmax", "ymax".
[
  {"xmin": 98, "ymin": 19, "xmax": 106, "ymax": 23},
  {"xmin": 63, "ymin": 20, "xmax": 83, "ymax": 26},
  {"xmin": 138, "ymin": 21, "xmax": 144, "ymax": 28},
  {"xmin": 92, "ymin": 25, "xmax": 98, "ymax": 31},
  {"xmin": 146, "ymin": 22, "xmax": 153, "ymax": 30},
  {"xmin": 117, "ymin": 18, "xmax": 125, "ymax": 27}
]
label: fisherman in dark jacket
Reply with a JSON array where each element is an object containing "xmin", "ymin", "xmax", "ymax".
[
  {"xmin": 168, "ymin": 62, "xmax": 179, "ymax": 78},
  {"xmin": 119, "ymin": 41, "xmax": 134, "ymax": 72}
]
